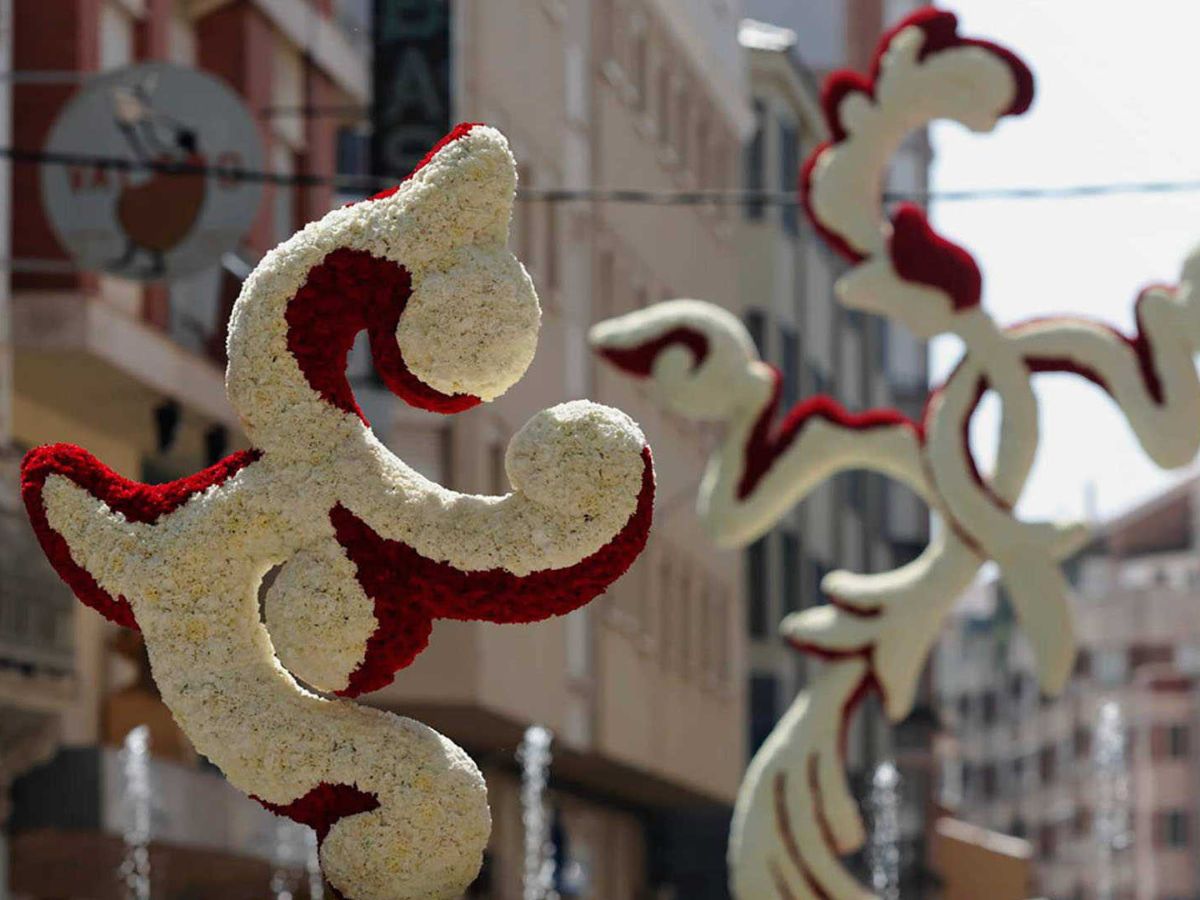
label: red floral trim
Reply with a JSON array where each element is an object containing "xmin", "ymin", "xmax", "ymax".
[
  {"xmin": 827, "ymin": 596, "xmax": 883, "ymax": 619},
  {"xmin": 254, "ymin": 781, "xmax": 380, "ymax": 845},
  {"xmin": 20, "ymin": 444, "xmax": 261, "ymax": 630},
  {"xmin": 888, "ymin": 203, "xmax": 982, "ymax": 311},
  {"xmin": 356, "ymin": 122, "xmax": 484, "ymax": 204},
  {"xmin": 596, "ymin": 327, "xmax": 710, "ymax": 377},
  {"xmin": 285, "ymin": 248, "xmax": 481, "ymax": 420},
  {"xmin": 330, "ymin": 446, "xmax": 655, "ymax": 697},
  {"xmin": 738, "ymin": 369, "xmax": 919, "ymax": 501},
  {"xmin": 807, "ymin": 755, "xmax": 842, "ymax": 879},
  {"xmin": 773, "ymin": 769, "xmax": 831, "ymax": 900}
]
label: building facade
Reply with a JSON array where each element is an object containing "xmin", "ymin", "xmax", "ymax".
[
  {"xmin": 3, "ymin": 1, "xmax": 370, "ymax": 897},
  {"xmin": 733, "ymin": 2, "xmax": 933, "ymax": 890},
  {"xmin": 936, "ymin": 478, "xmax": 1200, "ymax": 900},
  {"xmin": 1, "ymin": 1, "xmax": 751, "ymax": 899},
  {"xmin": 399, "ymin": 1, "xmax": 753, "ymax": 895}
]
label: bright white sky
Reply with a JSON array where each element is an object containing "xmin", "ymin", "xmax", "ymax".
[{"xmin": 928, "ymin": 0, "xmax": 1200, "ymax": 524}]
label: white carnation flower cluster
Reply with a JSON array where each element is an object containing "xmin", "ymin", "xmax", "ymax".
[{"xmin": 30, "ymin": 125, "xmax": 652, "ymax": 900}]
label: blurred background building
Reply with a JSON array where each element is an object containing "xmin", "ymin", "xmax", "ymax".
[
  {"xmin": 0, "ymin": 1, "xmax": 942, "ymax": 899},
  {"xmin": 734, "ymin": 1, "xmax": 934, "ymax": 892},
  {"xmin": 935, "ymin": 477, "xmax": 1200, "ymax": 900}
]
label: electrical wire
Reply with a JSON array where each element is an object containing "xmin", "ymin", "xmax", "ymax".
[{"xmin": 6, "ymin": 146, "xmax": 1200, "ymax": 205}]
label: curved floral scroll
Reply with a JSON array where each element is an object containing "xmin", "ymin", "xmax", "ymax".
[
  {"xmin": 592, "ymin": 8, "xmax": 1200, "ymax": 898},
  {"xmin": 23, "ymin": 125, "xmax": 655, "ymax": 900}
]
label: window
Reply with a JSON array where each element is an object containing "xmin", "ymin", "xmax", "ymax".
[
  {"xmin": 490, "ymin": 442, "xmax": 507, "ymax": 495},
  {"xmin": 781, "ymin": 326, "xmax": 800, "ymax": 409},
  {"xmin": 1158, "ymin": 810, "xmax": 1190, "ymax": 848},
  {"xmin": 746, "ymin": 538, "xmax": 769, "ymax": 639},
  {"xmin": 517, "ymin": 165, "xmax": 536, "ymax": 270},
  {"xmin": 749, "ymin": 675, "xmax": 780, "ymax": 755},
  {"xmin": 744, "ymin": 309, "xmax": 766, "ymax": 356},
  {"xmin": 1074, "ymin": 806, "xmax": 1091, "ymax": 838},
  {"xmin": 543, "ymin": 199, "xmax": 559, "ymax": 293},
  {"xmin": 632, "ymin": 28, "xmax": 648, "ymax": 108},
  {"xmin": 1039, "ymin": 745, "xmax": 1056, "ymax": 782},
  {"xmin": 744, "ymin": 100, "xmax": 766, "ymax": 220},
  {"xmin": 777, "ymin": 118, "xmax": 799, "ymax": 234},
  {"xmin": 1040, "ymin": 823, "xmax": 1056, "ymax": 860},
  {"xmin": 676, "ymin": 565, "xmax": 692, "ymax": 672},
  {"xmin": 698, "ymin": 586, "xmax": 714, "ymax": 675},
  {"xmin": 597, "ymin": 249, "xmax": 615, "ymax": 319},
  {"xmin": 844, "ymin": 471, "xmax": 867, "ymax": 515},
  {"xmin": 807, "ymin": 361, "xmax": 831, "ymax": 397},
  {"xmin": 1094, "ymin": 648, "xmax": 1128, "ymax": 685},
  {"xmin": 713, "ymin": 590, "xmax": 731, "ymax": 684},
  {"xmin": 981, "ymin": 763, "xmax": 996, "ymax": 801},
  {"xmin": 272, "ymin": 146, "xmax": 296, "ymax": 244},
  {"xmin": 1170, "ymin": 723, "xmax": 1190, "ymax": 757},
  {"xmin": 676, "ymin": 84, "xmax": 691, "ymax": 168},
  {"xmin": 981, "ymin": 690, "xmax": 997, "ymax": 726},
  {"xmin": 781, "ymin": 532, "xmax": 800, "ymax": 615},
  {"xmin": 806, "ymin": 560, "xmax": 830, "ymax": 607},
  {"xmin": 659, "ymin": 554, "xmax": 674, "ymax": 668},
  {"xmin": 695, "ymin": 115, "xmax": 710, "ymax": 186},
  {"xmin": 657, "ymin": 65, "xmax": 673, "ymax": 147},
  {"xmin": 336, "ymin": 125, "xmax": 370, "ymax": 179},
  {"xmin": 598, "ymin": 0, "xmax": 615, "ymax": 59},
  {"xmin": 1153, "ymin": 723, "xmax": 1191, "ymax": 759},
  {"xmin": 1075, "ymin": 725, "xmax": 1091, "ymax": 759}
]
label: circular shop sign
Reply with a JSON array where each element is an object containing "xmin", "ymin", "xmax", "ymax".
[{"xmin": 41, "ymin": 62, "xmax": 264, "ymax": 281}]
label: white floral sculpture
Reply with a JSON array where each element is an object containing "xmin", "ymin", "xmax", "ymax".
[
  {"xmin": 591, "ymin": 8, "xmax": 1200, "ymax": 898},
  {"xmin": 22, "ymin": 124, "xmax": 654, "ymax": 900}
]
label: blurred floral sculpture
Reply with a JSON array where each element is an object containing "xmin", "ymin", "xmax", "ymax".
[
  {"xmin": 591, "ymin": 8, "xmax": 1200, "ymax": 898},
  {"xmin": 21, "ymin": 124, "xmax": 654, "ymax": 900}
]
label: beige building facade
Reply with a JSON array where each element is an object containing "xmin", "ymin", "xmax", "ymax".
[
  {"xmin": 433, "ymin": 2, "xmax": 753, "ymax": 894},
  {"xmin": 936, "ymin": 478, "xmax": 1200, "ymax": 900},
  {"xmin": 734, "ymin": 2, "xmax": 933, "ymax": 890},
  {"xmin": 1, "ymin": 1, "xmax": 751, "ymax": 898}
]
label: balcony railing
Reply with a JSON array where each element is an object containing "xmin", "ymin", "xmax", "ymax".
[{"xmin": 0, "ymin": 460, "xmax": 75, "ymax": 677}]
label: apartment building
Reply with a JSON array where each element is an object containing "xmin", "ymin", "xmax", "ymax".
[
  {"xmin": 389, "ymin": 2, "xmax": 753, "ymax": 896},
  {"xmin": 733, "ymin": 3, "xmax": 933, "ymax": 891},
  {"xmin": 936, "ymin": 477, "xmax": 1200, "ymax": 900},
  {"xmin": 1, "ymin": 1, "xmax": 752, "ymax": 898},
  {"xmin": 1, "ymin": 1, "xmax": 371, "ymax": 896}
]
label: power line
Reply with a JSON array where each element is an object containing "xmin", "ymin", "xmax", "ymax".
[{"xmin": 6, "ymin": 146, "xmax": 1200, "ymax": 205}]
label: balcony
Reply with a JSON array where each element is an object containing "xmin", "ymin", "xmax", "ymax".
[
  {"xmin": 0, "ymin": 456, "xmax": 76, "ymax": 705},
  {"xmin": 10, "ymin": 745, "xmax": 314, "ymax": 900},
  {"xmin": 12, "ymin": 283, "xmax": 238, "ymax": 433}
]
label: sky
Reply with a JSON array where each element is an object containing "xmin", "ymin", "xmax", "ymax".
[{"xmin": 928, "ymin": 0, "xmax": 1200, "ymax": 524}]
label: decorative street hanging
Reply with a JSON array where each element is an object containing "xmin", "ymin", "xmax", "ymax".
[
  {"xmin": 41, "ymin": 63, "xmax": 263, "ymax": 281},
  {"xmin": 591, "ymin": 8, "xmax": 1200, "ymax": 899},
  {"xmin": 21, "ymin": 124, "xmax": 654, "ymax": 900}
]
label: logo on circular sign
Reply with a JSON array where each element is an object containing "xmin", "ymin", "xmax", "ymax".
[{"xmin": 41, "ymin": 63, "xmax": 264, "ymax": 281}]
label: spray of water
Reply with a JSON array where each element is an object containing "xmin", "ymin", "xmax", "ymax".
[
  {"xmin": 269, "ymin": 816, "xmax": 309, "ymax": 900},
  {"xmin": 1093, "ymin": 699, "xmax": 1132, "ymax": 900},
  {"xmin": 305, "ymin": 826, "xmax": 324, "ymax": 900},
  {"xmin": 866, "ymin": 760, "xmax": 902, "ymax": 900},
  {"xmin": 118, "ymin": 725, "xmax": 152, "ymax": 900},
  {"xmin": 518, "ymin": 725, "xmax": 556, "ymax": 900}
]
